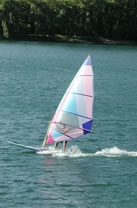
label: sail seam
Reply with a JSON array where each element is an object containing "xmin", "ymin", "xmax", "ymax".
[
  {"xmin": 76, "ymin": 75, "xmax": 93, "ymax": 77},
  {"xmin": 59, "ymin": 110, "xmax": 92, "ymax": 120},
  {"xmin": 71, "ymin": 92, "xmax": 93, "ymax": 98},
  {"xmin": 54, "ymin": 129, "xmax": 74, "ymax": 140},
  {"xmin": 51, "ymin": 121, "xmax": 93, "ymax": 133}
]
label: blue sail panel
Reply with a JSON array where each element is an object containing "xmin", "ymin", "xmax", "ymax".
[
  {"xmin": 82, "ymin": 120, "xmax": 93, "ymax": 134},
  {"xmin": 51, "ymin": 129, "xmax": 64, "ymax": 140},
  {"xmin": 84, "ymin": 56, "xmax": 91, "ymax": 66}
]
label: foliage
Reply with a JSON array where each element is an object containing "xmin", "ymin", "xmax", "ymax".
[{"xmin": 0, "ymin": 0, "xmax": 137, "ymax": 41}]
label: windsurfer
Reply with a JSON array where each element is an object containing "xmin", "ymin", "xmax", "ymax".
[
  {"xmin": 54, "ymin": 141, "xmax": 68, "ymax": 152},
  {"xmin": 54, "ymin": 123, "xmax": 68, "ymax": 151}
]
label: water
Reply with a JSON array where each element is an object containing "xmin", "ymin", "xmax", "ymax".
[{"xmin": 0, "ymin": 41, "xmax": 137, "ymax": 208}]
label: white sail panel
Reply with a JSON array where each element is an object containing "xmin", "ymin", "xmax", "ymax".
[{"xmin": 71, "ymin": 76, "xmax": 93, "ymax": 97}]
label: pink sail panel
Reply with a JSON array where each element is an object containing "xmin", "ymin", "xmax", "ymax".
[
  {"xmin": 52, "ymin": 128, "xmax": 83, "ymax": 143},
  {"xmin": 45, "ymin": 56, "xmax": 94, "ymax": 144}
]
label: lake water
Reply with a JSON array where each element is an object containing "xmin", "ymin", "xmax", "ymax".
[{"xmin": 0, "ymin": 41, "xmax": 137, "ymax": 208}]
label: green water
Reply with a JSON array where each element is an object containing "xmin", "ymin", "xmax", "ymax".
[{"xmin": 1, "ymin": 41, "xmax": 137, "ymax": 208}]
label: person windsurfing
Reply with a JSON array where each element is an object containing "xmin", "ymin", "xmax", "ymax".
[{"xmin": 54, "ymin": 123, "xmax": 68, "ymax": 151}]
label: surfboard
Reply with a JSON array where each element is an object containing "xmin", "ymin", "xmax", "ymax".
[{"xmin": 7, "ymin": 141, "xmax": 47, "ymax": 151}]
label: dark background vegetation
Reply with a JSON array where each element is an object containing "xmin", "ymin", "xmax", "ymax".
[{"xmin": 0, "ymin": 0, "xmax": 137, "ymax": 42}]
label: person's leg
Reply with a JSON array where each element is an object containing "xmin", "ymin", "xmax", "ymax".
[
  {"xmin": 54, "ymin": 142, "xmax": 59, "ymax": 149},
  {"xmin": 63, "ymin": 141, "xmax": 67, "ymax": 152}
]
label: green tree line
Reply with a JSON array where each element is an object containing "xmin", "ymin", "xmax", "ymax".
[{"xmin": 0, "ymin": 0, "xmax": 137, "ymax": 41}]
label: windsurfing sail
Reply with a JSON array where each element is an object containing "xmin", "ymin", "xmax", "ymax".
[{"xmin": 42, "ymin": 55, "xmax": 94, "ymax": 147}]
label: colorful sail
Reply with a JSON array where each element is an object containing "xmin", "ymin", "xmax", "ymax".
[{"xmin": 43, "ymin": 56, "xmax": 94, "ymax": 146}]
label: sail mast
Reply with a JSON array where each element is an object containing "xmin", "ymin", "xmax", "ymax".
[
  {"xmin": 42, "ymin": 122, "xmax": 51, "ymax": 148},
  {"xmin": 42, "ymin": 134, "xmax": 47, "ymax": 148}
]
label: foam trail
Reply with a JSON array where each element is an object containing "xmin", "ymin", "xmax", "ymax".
[
  {"xmin": 37, "ymin": 145, "xmax": 87, "ymax": 157},
  {"xmin": 94, "ymin": 147, "xmax": 137, "ymax": 157},
  {"xmin": 37, "ymin": 146, "xmax": 137, "ymax": 158}
]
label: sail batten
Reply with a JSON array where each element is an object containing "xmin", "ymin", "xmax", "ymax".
[
  {"xmin": 49, "ymin": 121, "xmax": 93, "ymax": 133},
  {"xmin": 77, "ymin": 75, "xmax": 93, "ymax": 77},
  {"xmin": 44, "ymin": 56, "xmax": 94, "ymax": 144},
  {"xmin": 59, "ymin": 110, "xmax": 92, "ymax": 120},
  {"xmin": 71, "ymin": 92, "xmax": 93, "ymax": 98},
  {"xmin": 54, "ymin": 128, "xmax": 74, "ymax": 140}
]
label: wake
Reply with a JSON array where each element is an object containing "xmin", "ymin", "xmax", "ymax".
[
  {"xmin": 37, "ymin": 146, "xmax": 137, "ymax": 158},
  {"xmin": 94, "ymin": 146, "xmax": 137, "ymax": 157}
]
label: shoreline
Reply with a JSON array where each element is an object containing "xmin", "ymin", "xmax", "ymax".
[{"xmin": 0, "ymin": 34, "xmax": 137, "ymax": 46}]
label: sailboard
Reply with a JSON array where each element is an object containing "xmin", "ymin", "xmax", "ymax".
[
  {"xmin": 7, "ymin": 140, "xmax": 46, "ymax": 151},
  {"xmin": 8, "ymin": 55, "xmax": 94, "ymax": 152}
]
